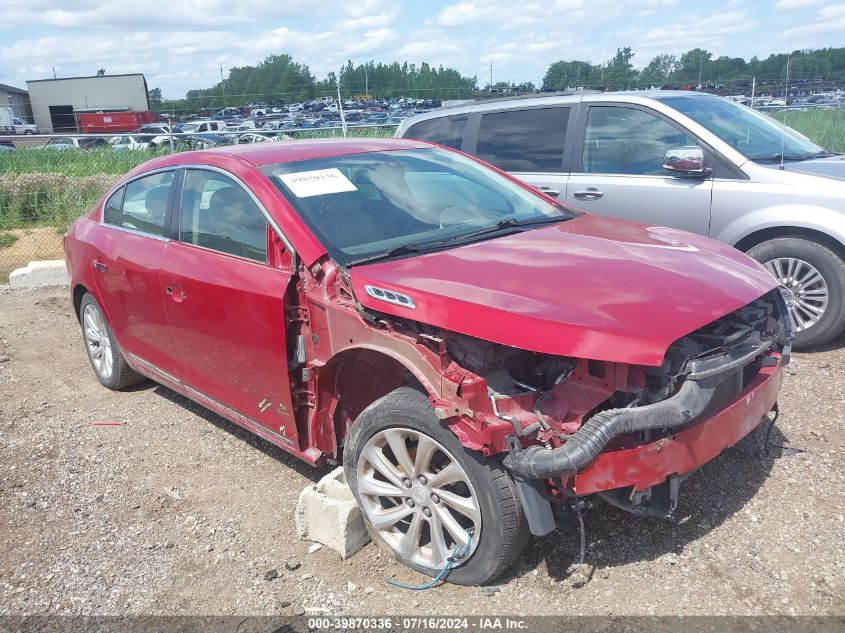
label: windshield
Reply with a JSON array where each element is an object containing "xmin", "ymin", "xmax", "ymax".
[
  {"xmin": 181, "ymin": 123, "xmax": 200, "ymax": 133},
  {"xmin": 265, "ymin": 148, "xmax": 575, "ymax": 266},
  {"xmin": 657, "ymin": 95, "xmax": 825, "ymax": 161}
]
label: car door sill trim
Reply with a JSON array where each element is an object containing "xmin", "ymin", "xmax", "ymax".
[{"xmin": 126, "ymin": 353, "xmax": 314, "ymax": 459}]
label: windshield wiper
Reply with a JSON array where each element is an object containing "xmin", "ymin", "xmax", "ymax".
[
  {"xmin": 346, "ymin": 243, "xmax": 422, "ymax": 267},
  {"xmin": 345, "ymin": 214, "xmax": 572, "ymax": 268},
  {"xmin": 750, "ymin": 151, "xmax": 832, "ymax": 162}
]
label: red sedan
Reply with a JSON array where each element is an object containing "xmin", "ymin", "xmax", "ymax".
[{"xmin": 64, "ymin": 139, "xmax": 792, "ymax": 585}]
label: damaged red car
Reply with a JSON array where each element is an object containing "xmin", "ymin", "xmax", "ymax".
[{"xmin": 64, "ymin": 139, "xmax": 792, "ymax": 585}]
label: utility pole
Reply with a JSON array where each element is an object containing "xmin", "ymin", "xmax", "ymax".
[
  {"xmin": 490, "ymin": 61, "xmax": 493, "ymax": 91},
  {"xmin": 364, "ymin": 64, "xmax": 369, "ymax": 97},
  {"xmin": 220, "ymin": 64, "xmax": 225, "ymax": 107},
  {"xmin": 698, "ymin": 53, "xmax": 703, "ymax": 87}
]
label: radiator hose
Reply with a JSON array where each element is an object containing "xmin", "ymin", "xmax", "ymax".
[{"xmin": 503, "ymin": 377, "xmax": 719, "ymax": 480}]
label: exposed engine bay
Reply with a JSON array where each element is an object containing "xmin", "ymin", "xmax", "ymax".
[{"xmin": 360, "ymin": 287, "xmax": 791, "ymax": 530}]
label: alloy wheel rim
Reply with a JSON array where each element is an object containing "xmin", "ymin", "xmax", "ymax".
[
  {"xmin": 763, "ymin": 257, "xmax": 829, "ymax": 333},
  {"xmin": 82, "ymin": 304, "xmax": 114, "ymax": 381},
  {"xmin": 356, "ymin": 428, "xmax": 481, "ymax": 569}
]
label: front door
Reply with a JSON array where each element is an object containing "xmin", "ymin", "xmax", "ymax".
[
  {"xmin": 565, "ymin": 104, "xmax": 712, "ymax": 236},
  {"xmin": 160, "ymin": 168, "xmax": 299, "ymax": 444},
  {"xmin": 90, "ymin": 170, "xmax": 176, "ymax": 372}
]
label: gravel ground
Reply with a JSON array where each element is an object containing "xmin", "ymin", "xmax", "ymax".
[{"xmin": 0, "ymin": 286, "xmax": 843, "ymax": 617}]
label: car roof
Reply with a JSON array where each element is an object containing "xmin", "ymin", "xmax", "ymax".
[{"xmin": 139, "ymin": 138, "xmax": 434, "ymax": 171}]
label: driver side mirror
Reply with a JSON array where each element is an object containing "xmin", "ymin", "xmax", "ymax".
[{"xmin": 663, "ymin": 146, "xmax": 712, "ymax": 179}]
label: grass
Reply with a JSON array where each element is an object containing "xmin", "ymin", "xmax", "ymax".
[
  {"xmin": 766, "ymin": 107, "xmax": 844, "ymax": 152},
  {"xmin": 0, "ymin": 232, "xmax": 19, "ymax": 247}
]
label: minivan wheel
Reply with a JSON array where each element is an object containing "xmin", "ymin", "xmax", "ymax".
[
  {"xmin": 747, "ymin": 237, "xmax": 845, "ymax": 349},
  {"xmin": 344, "ymin": 387, "xmax": 529, "ymax": 586},
  {"xmin": 79, "ymin": 293, "xmax": 146, "ymax": 390}
]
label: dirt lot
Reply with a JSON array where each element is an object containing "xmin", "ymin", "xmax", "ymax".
[{"xmin": 0, "ymin": 286, "xmax": 843, "ymax": 617}]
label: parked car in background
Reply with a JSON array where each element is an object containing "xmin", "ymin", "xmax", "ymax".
[
  {"xmin": 12, "ymin": 117, "xmax": 38, "ymax": 135},
  {"xmin": 44, "ymin": 136, "xmax": 109, "ymax": 151},
  {"xmin": 65, "ymin": 138, "xmax": 790, "ymax": 586},
  {"xmin": 179, "ymin": 120, "xmax": 228, "ymax": 134},
  {"xmin": 396, "ymin": 91, "xmax": 845, "ymax": 348}
]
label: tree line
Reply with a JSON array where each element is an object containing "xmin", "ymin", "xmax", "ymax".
[
  {"xmin": 543, "ymin": 46, "xmax": 845, "ymax": 91},
  {"xmin": 150, "ymin": 46, "xmax": 845, "ymax": 113}
]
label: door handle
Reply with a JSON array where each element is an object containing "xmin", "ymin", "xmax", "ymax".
[
  {"xmin": 572, "ymin": 188, "xmax": 604, "ymax": 200},
  {"xmin": 538, "ymin": 186, "xmax": 560, "ymax": 198},
  {"xmin": 92, "ymin": 260, "xmax": 108, "ymax": 273}
]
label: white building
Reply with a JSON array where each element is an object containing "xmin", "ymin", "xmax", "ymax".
[{"xmin": 26, "ymin": 73, "xmax": 149, "ymax": 133}]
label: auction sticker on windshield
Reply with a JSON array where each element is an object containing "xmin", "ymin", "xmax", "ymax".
[{"xmin": 278, "ymin": 168, "xmax": 357, "ymax": 198}]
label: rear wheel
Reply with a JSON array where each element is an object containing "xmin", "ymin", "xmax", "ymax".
[
  {"xmin": 344, "ymin": 387, "xmax": 529, "ymax": 586},
  {"xmin": 747, "ymin": 237, "xmax": 845, "ymax": 349},
  {"xmin": 79, "ymin": 294, "xmax": 146, "ymax": 390}
]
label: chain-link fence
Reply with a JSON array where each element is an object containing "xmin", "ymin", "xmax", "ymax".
[
  {"xmin": 765, "ymin": 105, "xmax": 844, "ymax": 153},
  {"xmin": 0, "ymin": 125, "xmax": 397, "ymax": 281},
  {"xmin": 1, "ymin": 105, "xmax": 843, "ymax": 282}
]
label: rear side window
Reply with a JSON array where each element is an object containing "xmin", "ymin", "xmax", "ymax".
[
  {"xmin": 405, "ymin": 115, "xmax": 467, "ymax": 150},
  {"xmin": 475, "ymin": 107, "xmax": 569, "ymax": 172},
  {"xmin": 103, "ymin": 188, "xmax": 124, "ymax": 225},
  {"xmin": 120, "ymin": 171, "xmax": 174, "ymax": 237}
]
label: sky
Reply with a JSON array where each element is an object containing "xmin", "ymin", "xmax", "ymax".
[{"xmin": 1, "ymin": 0, "xmax": 843, "ymax": 99}]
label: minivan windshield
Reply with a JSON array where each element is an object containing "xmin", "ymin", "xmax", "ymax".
[
  {"xmin": 657, "ymin": 94, "xmax": 826, "ymax": 162},
  {"xmin": 265, "ymin": 147, "xmax": 575, "ymax": 267}
]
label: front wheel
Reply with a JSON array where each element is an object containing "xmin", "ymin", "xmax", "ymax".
[
  {"xmin": 344, "ymin": 387, "xmax": 529, "ymax": 586},
  {"xmin": 747, "ymin": 237, "xmax": 845, "ymax": 349}
]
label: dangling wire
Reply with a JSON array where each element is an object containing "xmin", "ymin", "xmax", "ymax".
[
  {"xmin": 763, "ymin": 403, "xmax": 780, "ymax": 456},
  {"xmin": 385, "ymin": 529, "xmax": 473, "ymax": 590},
  {"xmin": 566, "ymin": 500, "xmax": 586, "ymax": 576}
]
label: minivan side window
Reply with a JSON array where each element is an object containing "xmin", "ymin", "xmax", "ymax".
[
  {"xmin": 475, "ymin": 107, "xmax": 569, "ymax": 172},
  {"xmin": 405, "ymin": 115, "xmax": 467, "ymax": 150},
  {"xmin": 583, "ymin": 106, "xmax": 697, "ymax": 175},
  {"xmin": 120, "ymin": 171, "xmax": 174, "ymax": 237},
  {"xmin": 179, "ymin": 170, "xmax": 268, "ymax": 262}
]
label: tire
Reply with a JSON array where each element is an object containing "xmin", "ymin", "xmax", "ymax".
[
  {"xmin": 79, "ymin": 293, "xmax": 146, "ymax": 390},
  {"xmin": 747, "ymin": 237, "xmax": 845, "ymax": 349},
  {"xmin": 344, "ymin": 387, "xmax": 529, "ymax": 586},
  {"xmin": 24, "ymin": 130, "xmax": 34, "ymax": 135}
]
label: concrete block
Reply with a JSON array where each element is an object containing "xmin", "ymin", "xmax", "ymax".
[
  {"xmin": 9, "ymin": 260, "xmax": 68, "ymax": 288},
  {"xmin": 295, "ymin": 467, "xmax": 370, "ymax": 559}
]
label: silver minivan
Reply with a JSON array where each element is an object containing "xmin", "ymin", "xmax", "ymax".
[{"xmin": 395, "ymin": 92, "xmax": 845, "ymax": 348}]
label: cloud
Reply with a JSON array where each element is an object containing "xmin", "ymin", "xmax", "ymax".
[
  {"xmin": 785, "ymin": 4, "xmax": 845, "ymax": 36},
  {"xmin": 774, "ymin": 0, "xmax": 822, "ymax": 10}
]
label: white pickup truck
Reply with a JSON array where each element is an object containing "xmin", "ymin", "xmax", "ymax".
[{"xmin": 0, "ymin": 107, "xmax": 14, "ymax": 134}]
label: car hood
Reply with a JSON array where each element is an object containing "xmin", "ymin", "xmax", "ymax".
[
  {"xmin": 349, "ymin": 215, "xmax": 779, "ymax": 366},
  {"xmin": 768, "ymin": 154, "xmax": 845, "ymax": 180}
]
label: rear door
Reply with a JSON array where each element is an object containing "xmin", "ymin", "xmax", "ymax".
[
  {"xmin": 469, "ymin": 106, "xmax": 573, "ymax": 200},
  {"xmin": 565, "ymin": 103, "xmax": 712, "ymax": 235},
  {"xmin": 89, "ymin": 170, "xmax": 177, "ymax": 371},
  {"xmin": 160, "ymin": 168, "xmax": 300, "ymax": 446}
]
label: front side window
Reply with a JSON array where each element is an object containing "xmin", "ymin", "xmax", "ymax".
[
  {"xmin": 179, "ymin": 170, "xmax": 268, "ymax": 262},
  {"xmin": 476, "ymin": 107, "xmax": 569, "ymax": 172},
  {"xmin": 120, "ymin": 171, "xmax": 173, "ymax": 236},
  {"xmin": 657, "ymin": 94, "xmax": 824, "ymax": 161},
  {"xmin": 265, "ymin": 148, "xmax": 574, "ymax": 267},
  {"xmin": 405, "ymin": 115, "xmax": 467, "ymax": 150},
  {"xmin": 583, "ymin": 106, "xmax": 696, "ymax": 175}
]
